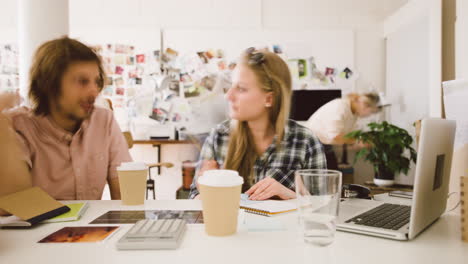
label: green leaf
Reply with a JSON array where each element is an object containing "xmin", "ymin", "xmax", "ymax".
[{"xmin": 349, "ymin": 121, "xmax": 417, "ymax": 176}]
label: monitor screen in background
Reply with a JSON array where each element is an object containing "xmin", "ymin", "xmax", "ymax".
[{"xmin": 289, "ymin": 89, "xmax": 342, "ymax": 121}]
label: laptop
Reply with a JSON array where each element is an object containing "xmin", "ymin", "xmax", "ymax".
[{"xmin": 337, "ymin": 118, "xmax": 456, "ymax": 240}]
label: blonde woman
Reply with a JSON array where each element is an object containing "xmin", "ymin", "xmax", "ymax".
[
  {"xmin": 305, "ymin": 92, "xmax": 385, "ymax": 169},
  {"xmin": 189, "ymin": 48, "xmax": 327, "ymax": 201}
]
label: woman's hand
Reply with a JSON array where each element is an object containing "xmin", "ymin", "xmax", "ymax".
[
  {"xmin": 349, "ymin": 140, "xmax": 372, "ymax": 150},
  {"xmin": 198, "ymin": 160, "xmax": 219, "ymax": 176},
  {"xmin": 245, "ymin": 177, "xmax": 296, "ymax": 200},
  {"xmin": 195, "ymin": 160, "xmax": 219, "ymax": 189}
]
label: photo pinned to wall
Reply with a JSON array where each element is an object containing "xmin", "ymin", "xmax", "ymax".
[
  {"xmin": 200, "ymin": 74, "xmax": 217, "ymax": 92},
  {"xmin": 339, "ymin": 67, "xmax": 353, "ymax": 79},
  {"xmin": 114, "ymin": 55, "xmax": 125, "ymax": 65},
  {"xmin": 115, "ymin": 66, "xmax": 124, "ymax": 75},
  {"xmin": 136, "ymin": 54, "xmax": 145, "ymax": 64},
  {"xmin": 153, "ymin": 50, "xmax": 160, "ymax": 61},
  {"xmin": 325, "ymin": 67, "xmax": 336, "ymax": 83},
  {"xmin": 115, "ymin": 87, "xmax": 125, "ymax": 96},
  {"xmin": 150, "ymin": 97, "xmax": 171, "ymax": 122},
  {"xmin": 115, "ymin": 77, "xmax": 124, "ymax": 87},
  {"xmin": 272, "ymin": 44, "xmax": 283, "ymax": 54},
  {"xmin": 287, "ymin": 54, "xmax": 356, "ymax": 90},
  {"xmin": 115, "ymin": 44, "xmax": 131, "ymax": 54},
  {"xmin": 168, "ymin": 79, "xmax": 181, "ymax": 96},
  {"xmin": 126, "ymin": 56, "xmax": 135, "ymax": 65},
  {"xmin": 298, "ymin": 59, "xmax": 307, "ymax": 78}
]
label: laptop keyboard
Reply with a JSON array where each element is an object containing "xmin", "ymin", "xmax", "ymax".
[{"xmin": 345, "ymin": 203, "xmax": 411, "ymax": 230}]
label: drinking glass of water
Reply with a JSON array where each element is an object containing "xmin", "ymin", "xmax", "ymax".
[{"xmin": 295, "ymin": 169, "xmax": 342, "ymax": 246}]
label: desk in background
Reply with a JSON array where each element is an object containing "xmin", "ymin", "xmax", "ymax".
[
  {"xmin": 1, "ymin": 200, "xmax": 466, "ymax": 264},
  {"xmin": 132, "ymin": 140, "xmax": 193, "ymax": 199},
  {"xmin": 132, "ymin": 139, "xmax": 192, "ymax": 169}
]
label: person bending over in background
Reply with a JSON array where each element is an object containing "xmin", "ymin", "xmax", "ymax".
[
  {"xmin": 189, "ymin": 47, "xmax": 327, "ymax": 200},
  {"xmin": 305, "ymin": 92, "xmax": 384, "ymax": 170}
]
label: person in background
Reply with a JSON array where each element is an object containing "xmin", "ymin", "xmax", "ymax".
[
  {"xmin": 0, "ymin": 37, "xmax": 131, "ymax": 204},
  {"xmin": 189, "ymin": 47, "xmax": 327, "ymax": 201},
  {"xmin": 304, "ymin": 92, "xmax": 385, "ymax": 170}
]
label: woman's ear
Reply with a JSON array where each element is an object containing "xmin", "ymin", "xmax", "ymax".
[{"xmin": 264, "ymin": 92, "xmax": 273, "ymax": 107}]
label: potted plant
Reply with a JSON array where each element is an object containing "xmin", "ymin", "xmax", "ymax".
[{"xmin": 345, "ymin": 121, "xmax": 417, "ymax": 187}]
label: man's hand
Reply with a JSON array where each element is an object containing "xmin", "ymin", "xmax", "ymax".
[
  {"xmin": 245, "ymin": 178, "xmax": 296, "ymax": 201},
  {"xmin": 0, "ymin": 91, "xmax": 21, "ymax": 112}
]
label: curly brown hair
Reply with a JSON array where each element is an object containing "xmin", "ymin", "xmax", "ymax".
[{"xmin": 28, "ymin": 36, "xmax": 105, "ymax": 115}]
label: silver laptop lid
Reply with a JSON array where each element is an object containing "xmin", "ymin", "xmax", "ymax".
[{"xmin": 408, "ymin": 118, "xmax": 456, "ymax": 239}]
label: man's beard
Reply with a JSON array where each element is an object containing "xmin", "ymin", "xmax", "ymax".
[{"xmin": 58, "ymin": 102, "xmax": 94, "ymax": 123}]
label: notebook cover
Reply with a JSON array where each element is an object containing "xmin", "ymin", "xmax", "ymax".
[
  {"xmin": 44, "ymin": 202, "xmax": 89, "ymax": 223},
  {"xmin": 0, "ymin": 187, "xmax": 70, "ymax": 225}
]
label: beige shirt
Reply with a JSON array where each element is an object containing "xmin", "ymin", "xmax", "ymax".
[
  {"xmin": 7, "ymin": 107, "xmax": 132, "ymax": 200},
  {"xmin": 305, "ymin": 98, "xmax": 358, "ymax": 144}
]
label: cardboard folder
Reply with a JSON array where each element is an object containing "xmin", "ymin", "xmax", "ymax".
[{"xmin": 0, "ymin": 187, "xmax": 70, "ymax": 227}]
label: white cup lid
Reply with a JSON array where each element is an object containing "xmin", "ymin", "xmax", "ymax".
[
  {"xmin": 198, "ymin": 169, "xmax": 244, "ymax": 187},
  {"xmin": 117, "ymin": 162, "xmax": 148, "ymax": 171}
]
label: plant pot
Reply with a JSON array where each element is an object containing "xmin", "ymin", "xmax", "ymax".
[
  {"xmin": 373, "ymin": 178, "xmax": 395, "ymax": 187},
  {"xmin": 374, "ymin": 167, "xmax": 395, "ymax": 187}
]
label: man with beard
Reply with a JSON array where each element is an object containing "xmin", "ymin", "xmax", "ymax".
[{"xmin": 0, "ymin": 37, "xmax": 131, "ymax": 206}]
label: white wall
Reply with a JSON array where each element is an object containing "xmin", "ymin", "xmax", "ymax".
[
  {"xmin": 0, "ymin": 0, "xmax": 18, "ymax": 42},
  {"xmin": 383, "ymin": 0, "xmax": 443, "ymax": 185},
  {"xmin": 456, "ymin": 0, "xmax": 468, "ymax": 79}
]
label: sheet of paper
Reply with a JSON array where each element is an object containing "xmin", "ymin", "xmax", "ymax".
[{"xmin": 443, "ymin": 79, "xmax": 468, "ymax": 150}]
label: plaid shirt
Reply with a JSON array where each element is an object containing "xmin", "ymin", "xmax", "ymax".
[{"xmin": 189, "ymin": 119, "xmax": 327, "ymax": 198}]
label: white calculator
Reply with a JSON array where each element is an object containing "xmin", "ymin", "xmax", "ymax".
[{"xmin": 116, "ymin": 219, "xmax": 187, "ymax": 250}]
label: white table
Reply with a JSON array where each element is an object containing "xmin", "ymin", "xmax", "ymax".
[{"xmin": 1, "ymin": 200, "xmax": 467, "ymax": 264}]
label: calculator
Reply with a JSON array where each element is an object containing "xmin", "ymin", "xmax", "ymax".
[{"xmin": 116, "ymin": 219, "xmax": 187, "ymax": 250}]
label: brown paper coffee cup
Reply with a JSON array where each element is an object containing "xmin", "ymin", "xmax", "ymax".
[
  {"xmin": 199, "ymin": 183, "xmax": 242, "ymax": 236},
  {"xmin": 118, "ymin": 169, "xmax": 147, "ymax": 205}
]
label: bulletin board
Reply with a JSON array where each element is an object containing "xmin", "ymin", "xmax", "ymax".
[{"xmin": 165, "ymin": 29, "xmax": 355, "ymax": 71}]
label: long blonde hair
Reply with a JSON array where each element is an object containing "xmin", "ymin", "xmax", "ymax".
[{"xmin": 224, "ymin": 48, "xmax": 292, "ymax": 187}]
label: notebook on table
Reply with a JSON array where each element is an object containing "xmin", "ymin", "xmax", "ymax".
[
  {"xmin": 43, "ymin": 202, "xmax": 89, "ymax": 223},
  {"xmin": 0, "ymin": 187, "xmax": 70, "ymax": 227},
  {"xmin": 240, "ymin": 194, "xmax": 297, "ymax": 216}
]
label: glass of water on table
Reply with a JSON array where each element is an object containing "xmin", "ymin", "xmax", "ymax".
[{"xmin": 295, "ymin": 169, "xmax": 342, "ymax": 246}]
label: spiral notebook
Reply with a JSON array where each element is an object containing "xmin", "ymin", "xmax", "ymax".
[{"xmin": 240, "ymin": 198, "xmax": 297, "ymax": 217}]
